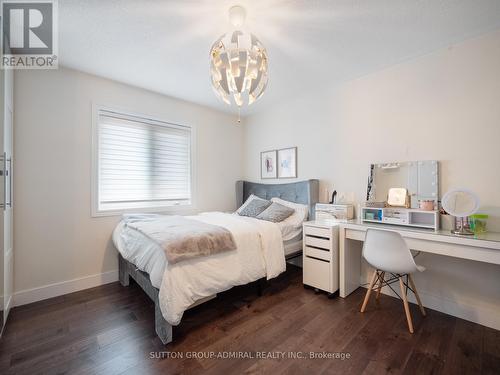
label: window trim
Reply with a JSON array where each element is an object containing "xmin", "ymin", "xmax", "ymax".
[{"xmin": 91, "ymin": 104, "xmax": 197, "ymax": 217}]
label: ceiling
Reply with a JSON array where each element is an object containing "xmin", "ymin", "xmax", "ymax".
[{"xmin": 60, "ymin": 0, "xmax": 500, "ymax": 116}]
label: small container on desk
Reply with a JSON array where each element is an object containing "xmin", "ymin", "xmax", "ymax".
[
  {"xmin": 469, "ymin": 214, "xmax": 488, "ymax": 234},
  {"xmin": 315, "ymin": 203, "xmax": 354, "ymax": 222}
]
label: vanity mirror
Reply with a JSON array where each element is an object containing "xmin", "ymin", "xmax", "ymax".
[
  {"xmin": 441, "ymin": 189, "xmax": 479, "ymax": 235},
  {"xmin": 363, "ymin": 160, "xmax": 439, "ymax": 230},
  {"xmin": 367, "ymin": 160, "xmax": 439, "ymax": 209}
]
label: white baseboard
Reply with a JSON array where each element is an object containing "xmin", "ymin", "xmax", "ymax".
[
  {"xmin": 13, "ymin": 270, "xmax": 119, "ymax": 307},
  {"xmin": 4, "ymin": 295, "xmax": 12, "ymax": 315},
  {"xmin": 363, "ymin": 283, "xmax": 500, "ymax": 331}
]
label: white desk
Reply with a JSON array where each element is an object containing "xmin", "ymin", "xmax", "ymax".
[{"xmin": 338, "ymin": 220, "xmax": 500, "ymax": 298}]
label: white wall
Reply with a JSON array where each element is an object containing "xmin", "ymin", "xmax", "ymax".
[
  {"xmin": 243, "ymin": 30, "xmax": 500, "ymax": 328},
  {"xmin": 14, "ymin": 67, "xmax": 243, "ymax": 301}
]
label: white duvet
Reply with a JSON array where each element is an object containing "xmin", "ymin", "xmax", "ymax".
[{"xmin": 113, "ymin": 212, "xmax": 286, "ymax": 325}]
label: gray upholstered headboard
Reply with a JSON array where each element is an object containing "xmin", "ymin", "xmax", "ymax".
[{"xmin": 235, "ymin": 180, "xmax": 319, "ymax": 220}]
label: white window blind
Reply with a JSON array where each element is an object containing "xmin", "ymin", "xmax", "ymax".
[{"xmin": 95, "ymin": 109, "xmax": 192, "ymax": 213}]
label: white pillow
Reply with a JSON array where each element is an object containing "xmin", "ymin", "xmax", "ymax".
[
  {"xmin": 236, "ymin": 194, "xmax": 266, "ymax": 214},
  {"xmin": 271, "ymin": 197, "xmax": 309, "ymax": 227}
]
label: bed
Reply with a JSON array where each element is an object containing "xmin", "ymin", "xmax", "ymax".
[{"xmin": 115, "ymin": 179, "xmax": 319, "ymax": 344}]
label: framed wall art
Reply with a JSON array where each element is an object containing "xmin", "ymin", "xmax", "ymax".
[
  {"xmin": 261, "ymin": 150, "xmax": 277, "ymax": 179},
  {"xmin": 278, "ymin": 147, "xmax": 297, "ymax": 179}
]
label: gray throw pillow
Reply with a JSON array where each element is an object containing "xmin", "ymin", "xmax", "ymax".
[
  {"xmin": 238, "ymin": 198, "xmax": 271, "ymax": 217},
  {"xmin": 256, "ymin": 202, "xmax": 295, "ymax": 223}
]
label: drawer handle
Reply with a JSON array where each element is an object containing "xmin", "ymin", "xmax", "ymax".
[
  {"xmin": 306, "ymin": 255, "xmax": 330, "ymax": 263},
  {"xmin": 307, "ymin": 245, "xmax": 329, "ymax": 252},
  {"xmin": 305, "ymin": 234, "xmax": 329, "ymax": 240}
]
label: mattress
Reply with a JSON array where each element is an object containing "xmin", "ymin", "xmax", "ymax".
[
  {"xmin": 113, "ymin": 217, "xmax": 303, "ymax": 289},
  {"xmin": 276, "ymin": 220, "xmax": 303, "ymax": 242},
  {"xmin": 284, "ymin": 233, "xmax": 303, "ymax": 257}
]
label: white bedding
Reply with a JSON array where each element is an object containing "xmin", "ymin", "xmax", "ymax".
[
  {"xmin": 113, "ymin": 213, "xmax": 302, "ymax": 288},
  {"xmin": 271, "ymin": 197, "xmax": 309, "ymax": 241},
  {"xmin": 113, "ymin": 212, "xmax": 286, "ymax": 325},
  {"xmin": 276, "ymin": 220, "xmax": 303, "ymax": 241},
  {"xmin": 113, "ymin": 219, "xmax": 167, "ymax": 289},
  {"xmin": 235, "ymin": 195, "xmax": 308, "ymax": 241}
]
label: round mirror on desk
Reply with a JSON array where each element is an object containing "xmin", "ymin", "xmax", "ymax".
[{"xmin": 441, "ymin": 189, "xmax": 480, "ymax": 235}]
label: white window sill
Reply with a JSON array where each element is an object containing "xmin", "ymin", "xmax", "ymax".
[{"xmin": 91, "ymin": 203, "xmax": 197, "ymax": 218}]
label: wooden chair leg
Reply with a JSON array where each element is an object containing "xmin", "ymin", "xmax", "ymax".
[
  {"xmin": 361, "ymin": 270, "xmax": 379, "ymax": 313},
  {"xmin": 399, "ymin": 276, "xmax": 414, "ymax": 333},
  {"xmin": 408, "ymin": 274, "xmax": 426, "ymax": 316},
  {"xmin": 376, "ymin": 271, "xmax": 385, "ymax": 300}
]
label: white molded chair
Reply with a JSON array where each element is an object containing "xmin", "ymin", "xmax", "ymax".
[{"xmin": 360, "ymin": 229, "xmax": 426, "ymax": 333}]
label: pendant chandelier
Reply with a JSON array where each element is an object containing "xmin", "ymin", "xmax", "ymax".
[{"xmin": 209, "ymin": 6, "xmax": 269, "ymax": 121}]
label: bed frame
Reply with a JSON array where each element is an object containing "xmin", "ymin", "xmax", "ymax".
[{"xmin": 118, "ymin": 179, "xmax": 319, "ymax": 344}]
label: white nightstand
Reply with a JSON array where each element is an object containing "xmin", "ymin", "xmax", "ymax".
[{"xmin": 302, "ymin": 221, "xmax": 339, "ymax": 297}]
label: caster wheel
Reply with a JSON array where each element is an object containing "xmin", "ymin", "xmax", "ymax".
[{"xmin": 328, "ymin": 291, "xmax": 339, "ymax": 299}]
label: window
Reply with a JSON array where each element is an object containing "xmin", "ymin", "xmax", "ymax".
[{"xmin": 92, "ymin": 107, "xmax": 193, "ymax": 215}]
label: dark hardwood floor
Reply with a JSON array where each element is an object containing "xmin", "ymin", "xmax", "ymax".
[{"xmin": 1, "ymin": 265, "xmax": 499, "ymax": 375}]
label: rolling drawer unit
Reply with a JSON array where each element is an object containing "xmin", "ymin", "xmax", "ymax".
[{"xmin": 302, "ymin": 221, "xmax": 339, "ymax": 295}]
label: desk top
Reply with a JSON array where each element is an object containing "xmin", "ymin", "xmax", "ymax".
[{"xmin": 306, "ymin": 219, "xmax": 500, "ymax": 250}]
